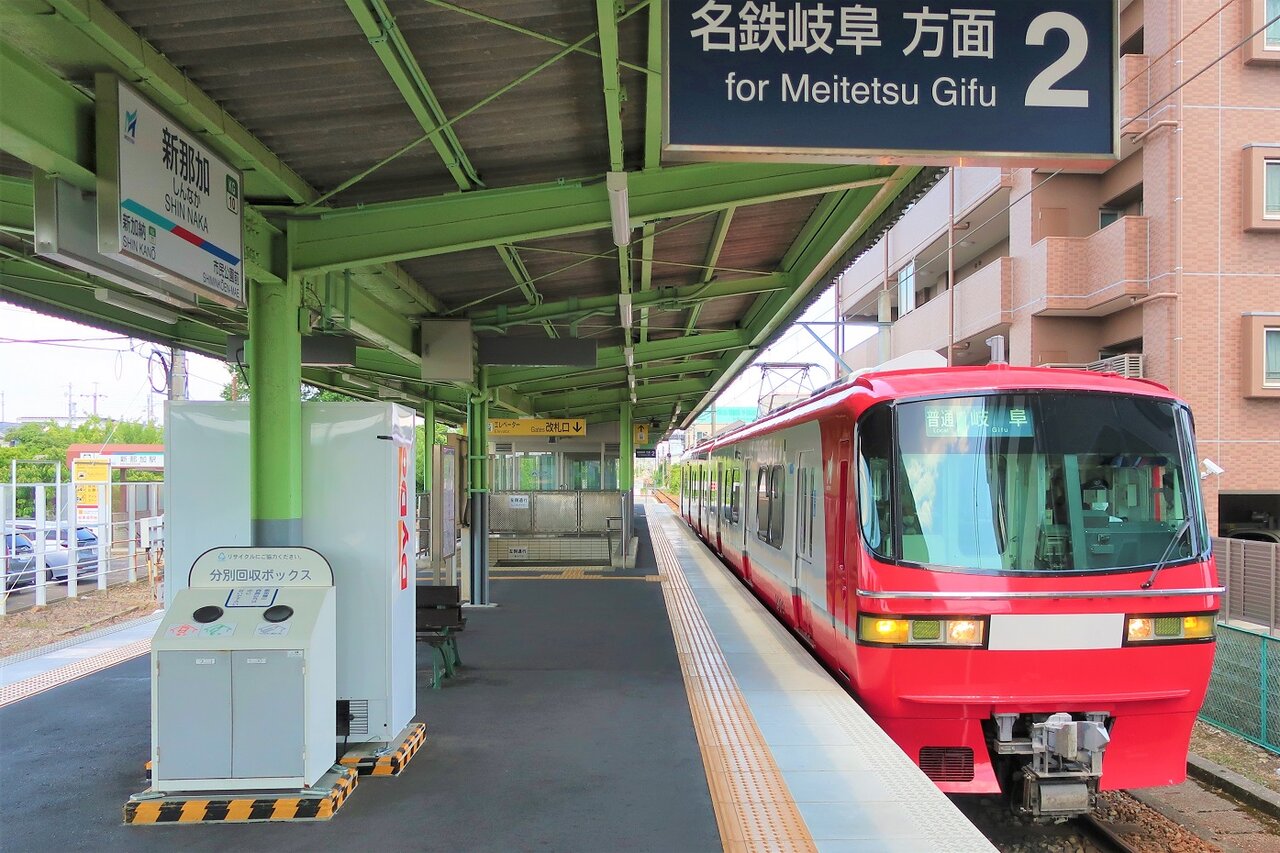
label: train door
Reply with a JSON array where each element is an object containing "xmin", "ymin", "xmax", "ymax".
[
  {"xmin": 835, "ymin": 438, "xmax": 852, "ymax": 636},
  {"xmin": 714, "ymin": 461, "xmax": 724, "ymax": 551},
  {"xmin": 741, "ymin": 458, "xmax": 753, "ymax": 583},
  {"xmin": 793, "ymin": 451, "xmax": 814, "ymax": 641}
]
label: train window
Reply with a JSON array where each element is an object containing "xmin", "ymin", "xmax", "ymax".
[
  {"xmin": 756, "ymin": 467, "xmax": 771, "ymax": 540},
  {"xmin": 857, "ymin": 405, "xmax": 896, "ymax": 559},
  {"xmin": 890, "ymin": 393, "xmax": 1201, "ymax": 573},
  {"xmin": 728, "ymin": 467, "xmax": 742, "ymax": 524},
  {"xmin": 768, "ymin": 465, "xmax": 785, "ymax": 548}
]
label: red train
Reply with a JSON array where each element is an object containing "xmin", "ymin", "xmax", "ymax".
[{"xmin": 677, "ymin": 364, "xmax": 1220, "ymax": 817}]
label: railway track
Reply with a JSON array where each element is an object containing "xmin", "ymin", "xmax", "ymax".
[{"xmin": 1076, "ymin": 813, "xmax": 1139, "ymax": 853}]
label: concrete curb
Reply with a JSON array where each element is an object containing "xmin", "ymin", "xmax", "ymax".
[
  {"xmin": 0, "ymin": 611, "xmax": 162, "ymax": 668},
  {"xmin": 1187, "ymin": 752, "xmax": 1280, "ymax": 822}
]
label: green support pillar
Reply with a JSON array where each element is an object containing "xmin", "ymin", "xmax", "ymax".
[
  {"xmin": 467, "ymin": 372, "xmax": 491, "ymax": 605},
  {"xmin": 620, "ymin": 401, "xmax": 633, "ymax": 565},
  {"xmin": 423, "ymin": 400, "xmax": 435, "ymax": 494},
  {"xmin": 248, "ymin": 271, "xmax": 304, "ymax": 546}
]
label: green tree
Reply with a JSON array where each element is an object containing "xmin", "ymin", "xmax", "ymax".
[{"xmin": 0, "ymin": 417, "xmax": 165, "ymax": 516}]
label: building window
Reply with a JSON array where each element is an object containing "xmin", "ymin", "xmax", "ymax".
[
  {"xmin": 1266, "ymin": 328, "xmax": 1280, "ymax": 387},
  {"xmin": 897, "ymin": 260, "xmax": 916, "ymax": 315},
  {"xmin": 1243, "ymin": 146, "xmax": 1280, "ymax": 231},
  {"xmin": 1266, "ymin": 160, "xmax": 1280, "ymax": 219},
  {"xmin": 1243, "ymin": 315, "xmax": 1280, "ymax": 397},
  {"xmin": 1099, "ymin": 209, "xmax": 1122, "ymax": 229},
  {"xmin": 1245, "ymin": 0, "xmax": 1280, "ymax": 62}
]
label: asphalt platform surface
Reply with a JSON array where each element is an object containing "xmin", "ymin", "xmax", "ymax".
[{"xmin": 0, "ymin": 509, "xmax": 719, "ymax": 852}]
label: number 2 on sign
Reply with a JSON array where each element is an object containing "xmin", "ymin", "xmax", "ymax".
[{"xmin": 1025, "ymin": 12, "xmax": 1090, "ymax": 108}]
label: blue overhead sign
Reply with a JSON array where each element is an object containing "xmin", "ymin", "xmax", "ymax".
[{"xmin": 665, "ymin": 0, "xmax": 1118, "ymax": 164}]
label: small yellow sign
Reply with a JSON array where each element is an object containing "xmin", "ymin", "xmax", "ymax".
[
  {"xmin": 633, "ymin": 423, "xmax": 649, "ymax": 445},
  {"xmin": 488, "ymin": 418, "xmax": 586, "ymax": 437}
]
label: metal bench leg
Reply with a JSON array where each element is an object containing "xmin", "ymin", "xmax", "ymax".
[{"xmin": 431, "ymin": 644, "xmax": 446, "ymax": 689}]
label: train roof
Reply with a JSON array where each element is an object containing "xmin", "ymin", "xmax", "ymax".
[{"xmin": 684, "ymin": 364, "xmax": 1176, "ymax": 456}]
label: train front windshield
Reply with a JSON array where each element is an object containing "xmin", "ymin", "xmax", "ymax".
[{"xmin": 858, "ymin": 393, "xmax": 1207, "ymax": 573}]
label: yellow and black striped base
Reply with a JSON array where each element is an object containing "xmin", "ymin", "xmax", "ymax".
[
  {"xmin": 124, "ymin": 767, "xmax": 358, "ymax": 824},
  {"xmin": 339, "ymin": 722, "xmax": 427, "ymax": 777}
]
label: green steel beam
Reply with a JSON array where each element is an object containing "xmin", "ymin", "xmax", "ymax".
[
  {"xmin": 0, "ymin": 44, "xmax": 95, "ymax": 191},
  {"xmin": 0, "ymin": 253, "xmax": 228, "ymax": 356},
  {"xmin": 0, "ymin": 175, "xmax": 34, "ymax": 234},
  {"xmin": 683, "ymin": 167, "xmax": 921, "ymax": 428},
  {"xmin": 345, "ymin": 0, "xmax": 560, "ymax": 337},
  {"xmin": 24, "ymin": 0, "xmax": 315, "ymax": 203},
  {"xmin": 332, "ymin": 276, "xmax": 419, "ymax": 362},
  {"xmin": 638, "ymin": 0, "xmax": 663, "ymax": 345},
  {"xmin": 586, "ymin": 402, "xmax": 670, "ymax": 425},
  {"xmin": 344, "ymin": 0, "xmax": 479, "ymax": 191},
  {"xmin": 516, "ymin": 358, "xmax": 720, "ymax": 395},
  {"xmin": 533, "ymin": 377, "xmax": 713, "ymax": 412},
  {"xmin": 290, "ymin": 164, "xmax": 893, "ymax": 272},
  {"xmin": 422, "ymin": 0, "xmax": 651, "ymax": 75},
  {"xmin": 489, "ymin": 329, "xmax": 747, "ymax": 387},
  {"xmin": 684, "ymin": 206, "xmax": 735, "ymax": 335},
  {"xmin": 595, "ymin": 0, "xmax": 624, "ymax": 173},
  {"xmin": 496, "ymin": 245, "xmax": 557, "ymax": 338},
  {"xmin": 468, "ymin": 272, "xmax": 787, "ymax": 329}
]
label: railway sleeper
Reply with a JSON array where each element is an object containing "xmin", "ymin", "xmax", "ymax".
[{"xmin": 991, "ymin": 711, "xmax": 1112, "ymax": 819}]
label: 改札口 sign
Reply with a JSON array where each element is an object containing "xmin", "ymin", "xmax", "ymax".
[
  {"xmin": 666, "ymin": 0, "xmax": 1117, "ymax": 164},
  {"xmin": 96, "ymin": 75, "xmax": 245, "ymax": 306}
]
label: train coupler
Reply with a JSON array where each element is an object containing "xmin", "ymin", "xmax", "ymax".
[{"xmin": 993, "ymin": 712, "xmax": 1111, "ymax": 818}]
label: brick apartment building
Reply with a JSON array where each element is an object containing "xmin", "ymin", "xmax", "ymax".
[{"xmin": 838, "ymin": 0, "xmax": 1280, "ymax": 533}]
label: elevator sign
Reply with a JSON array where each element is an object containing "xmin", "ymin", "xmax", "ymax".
[
  {"xmin": 665, "ymin": 0, "xmax": 1118, "ymax": 164},
  {"xmin": 488, "ymin": 418, "xmax": 586, "ymax": 437},
  {"xmin": 95, "ymin": 75, "xmax": 245, "ymax": 307}
]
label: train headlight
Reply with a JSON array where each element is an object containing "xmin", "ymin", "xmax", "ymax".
[
  {"xmin": 857, "ymin": 616, "xmax": 985, "ymax": 647},
  {"xmin": 860, "ymin": 617, "xmax": 910, "ymax": 644},
  {"xmin": 1125, "ymin": 613, "xmax": 1215, "ymax": 644},
  {"xmin": 947, "ymin": 620, "xmax": 983, "ymax": 645}
]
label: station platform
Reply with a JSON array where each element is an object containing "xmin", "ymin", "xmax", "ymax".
[{"xmin": 0, "ymin": 501, "xmax": 991, "ymax": 852}]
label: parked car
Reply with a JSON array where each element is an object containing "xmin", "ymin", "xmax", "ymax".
[
  {"xmin": 1224, "ymin": 529, "xmax": 1280, "ymax": 544},
  {"xmin": 10, "ymin": 523, "xmax": 99, "ymax": 575},
  {"xmin": 2, "ymin": 532, "xmax": 75, "ymax": 589}
]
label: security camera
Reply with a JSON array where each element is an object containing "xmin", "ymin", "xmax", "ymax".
[{"xmin": 1200, "ymin": 458, "xmax": 1225, "ymax": 477}]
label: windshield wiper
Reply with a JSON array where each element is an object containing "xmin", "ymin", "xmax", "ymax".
[{"xmin": 1141, "ymin": 519, "xmax": 1193, "ymax": 589}]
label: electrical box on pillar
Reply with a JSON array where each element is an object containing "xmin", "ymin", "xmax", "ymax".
[
  {"xmin": 150, "ymin": 547, "xmax": 336, "ymax": 792},
  {"xmin": 166, "ymin": 402, "xmax": 418, "ymax": 753}
]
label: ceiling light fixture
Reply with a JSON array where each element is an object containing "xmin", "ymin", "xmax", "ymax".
[
  {"xmin": 94, "ymin": 287, "xmax": 179, "ymax": 325},
  {"xmin": 607, "ymin": 171, "xmax": 631, "ymax": 247}
]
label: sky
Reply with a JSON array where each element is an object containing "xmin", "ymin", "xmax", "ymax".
[
  {"xmin": 0, "ymin": 285, "xmax": 873, "ymax": 425},
  {"xmin": 0, "ymin": 302, "xmax": 228, "ymax": 424}
]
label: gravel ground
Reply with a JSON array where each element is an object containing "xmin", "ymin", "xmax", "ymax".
[
  {"xmin": 0, "ymin": 580, "xmax": 160, "ymax": 658},
  {"xmin": 1095, "ymin": 790, "xmax": 1223, "ymax": 853},
  {"xmin": 1193, "ymin": 720, "xmax": 1280, "ymax": 796}
]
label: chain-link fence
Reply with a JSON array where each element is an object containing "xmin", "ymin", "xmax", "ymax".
[{"xmin": 1201, "ymin": 624, "xmax": 1280, "ymax": 754}]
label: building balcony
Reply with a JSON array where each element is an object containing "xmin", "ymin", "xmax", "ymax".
[
  {"xmin": 840, "ymin": 257, "xmax": 1012, "ymax": 371},
  {"xmin": 1120, "ymin": 54, "xmax": 1150, "ymax": 135},
  {"xmin": 1035, "ymin": 216, "xmax": 1149, "ymax": 315}
]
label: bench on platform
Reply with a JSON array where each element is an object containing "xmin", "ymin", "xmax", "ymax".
[{"xmin": 416, "ymin": 584, "xmax": 465, "ymax": 689}]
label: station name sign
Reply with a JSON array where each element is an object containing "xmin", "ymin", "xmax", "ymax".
[
  {"xmin": 665, "ymin": 0, "xmax": 1118, "ymax": 164},
  {"xmin": 96, "ymin": 75, "xmax": 245, "ymax": 307}
]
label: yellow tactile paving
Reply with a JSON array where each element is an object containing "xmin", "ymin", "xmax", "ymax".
[
  {"xmin": 648, "ymin": 501, "xmax": 817, "ymax": 853},
  {"xmin": 0, "ymin": 638, "xmax": 151, "ymax": 708}
]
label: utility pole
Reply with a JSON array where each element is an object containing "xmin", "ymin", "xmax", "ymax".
[
  {"xmin": 169, "ymin": 348, "xmax": 189, "ymax": 400},
  {"xmin": 80, "ymin": 383, "xmax": 106, "ymax": 417},
  {"xmin": 66, "ymin": 383, "xmax": 76, "ymax": 422},
  {"xmin": 146, "ymin": 394, "xmax": 155, "ymax": 424}
]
